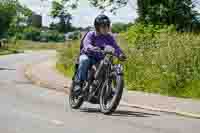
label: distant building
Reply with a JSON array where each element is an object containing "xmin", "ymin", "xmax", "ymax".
[{"xmin": 30, "ymin": 13, "xmax": 42, "ymax": 28}]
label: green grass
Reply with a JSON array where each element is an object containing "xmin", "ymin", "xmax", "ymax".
[
  {"xmin": 56, "ymin": 33, "xmax": 200, "ymax": 100},
  {"xmin": 56, "ymin": 63, "xmax": 74, "ymax": 78},
  {"xmin": 1, "ymin": 39, "xmax": 70, "ymax": 56},
  {"xmin": 0, "ymin": 48, "xmax": 22, "ymax": 56},
  {"xmin": 121, "ymin": 30, "xmax": 200, "ymax": 99},
  {"xmin": 0, "ymin": 39, "xmax": 72, "ymax": 56},
  {"xmin": 0, "ymin": 50, "xmax": 13, "ymax": 56},
  {"xmin": 11, "ymin": 40, "xmax": 70, "ymax": 50},
  {"xmin": 55, "ymin": 40, "xmax": 80, "ymax": 78}
]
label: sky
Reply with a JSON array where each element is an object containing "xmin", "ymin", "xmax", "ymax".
[
  {"xmin": 194, "ymin": 0, "xmax": 200, "ymax": 11},
  {"xmin": 18, "ymin": 0, "xmax": 138, "ymax": 27}
]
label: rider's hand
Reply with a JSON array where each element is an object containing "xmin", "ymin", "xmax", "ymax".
[
  {"xmin": 93, "ymin": 46, "xmax": 101, "ymax": 52},
  {"xmin": 119, "ymin": 54, "xmax": 127, "ymax": 61}
]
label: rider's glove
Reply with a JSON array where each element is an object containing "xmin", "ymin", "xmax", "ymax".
[{"xmin": 93, "ymin": 46, "xmax": 101, "ymax": 52}]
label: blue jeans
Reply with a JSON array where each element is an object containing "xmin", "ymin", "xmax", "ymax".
[{"xmin": 75, "ymin": 54, "xmax": 97, "ymax": 81}]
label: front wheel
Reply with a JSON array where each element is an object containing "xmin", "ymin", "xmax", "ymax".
[
  {"xmin": 99, "ymin": 75, "xmax": 124, "ymax": 115},
  {"xmin": 69, "ymin": 81, "xmax": 84, "ymax": 109}
]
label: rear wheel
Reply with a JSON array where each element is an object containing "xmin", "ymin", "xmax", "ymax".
[{"xmin": 100, "ymin": 75, "xmax": 124, "ymax": 115}]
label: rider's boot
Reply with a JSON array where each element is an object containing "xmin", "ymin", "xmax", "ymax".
[{"xmin": 74, "ymin": 80, "xmax": 83, "ymax": 95}]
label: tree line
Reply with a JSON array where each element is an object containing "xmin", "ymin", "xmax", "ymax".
[
  {"xmin": 1, "ymin": 0, "xmax": 200, "ymax": 40},
  {"xmin": 91, "ymin": 0, "xmax": 200, "ymax": 32}
]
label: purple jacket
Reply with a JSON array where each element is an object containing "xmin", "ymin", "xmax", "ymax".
[{"xmin": 80, "ymin": 31, "xmax": 123, "ymax": 61}]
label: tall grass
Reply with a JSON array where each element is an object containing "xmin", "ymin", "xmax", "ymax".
[
  {"xmin": 57, "ymin": 25, "xmax": 200, "ymax": 99},
  {"xmin": 122, "ymin": 24, "xmax": 200, "ymax": 99},
  {"xmin": 56, "ymin": 40, "xmax": 80, "ymax": 77}
]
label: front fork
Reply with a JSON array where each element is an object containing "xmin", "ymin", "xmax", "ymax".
[{"xmin": 114, "ymin": 64, "xmax": 124, "ymax": 75}]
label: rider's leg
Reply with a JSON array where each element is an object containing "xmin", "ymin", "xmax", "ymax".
[
  {"xmin": 76, "ymin": 54, "xmax": 90, "ymax": 81},
  {"xmin": 74, "ymin": 54, "xmax": 91, "ymax": 93},
  {"xmin": 87, "ymin": 57, "xmax": 98, "ymax": 84},
  {"xmin": 76, "ymin": 55, "xmax": 98, "ymax": 81}
]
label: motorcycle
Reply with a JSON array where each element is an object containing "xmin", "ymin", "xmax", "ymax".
[{"xmin": 69, "ymin": 45, "xmax": 125, "ymax": 114}]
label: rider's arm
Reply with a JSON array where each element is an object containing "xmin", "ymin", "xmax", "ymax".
[
  {"xmin": 109, "ymin": 35, "xmax": 124, "ymax": 57},
  {"xmin": 82, "ymin": 32, "xmax": 98, "ymax": 52}
]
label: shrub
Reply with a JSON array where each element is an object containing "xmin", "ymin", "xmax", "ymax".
[
  {"xmin": 23, "ymin": 26, "xmax": 41, "ymax": 41},
  {"xmin": 68, "ymin": 31, "xmax": 80, "ymax": 40},
  {"xmin": 22, "ymin": 27, "xmax": 65, "ymax": 42},
  {"xmin": 56, "ymin": 40, "xmax": 80, "ymax": 76},
  {"xmin": 122, "ymin": 23, "xmax": 200, "ymax": 98}
]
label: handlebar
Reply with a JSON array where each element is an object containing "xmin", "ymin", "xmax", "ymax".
[
  {"xmin": 93, "ymin": 46, "xmax": 127, "ymax": 61},
  {"xmin": 94, "ymin": 49, "xmax": 114, "ymax": 55}
]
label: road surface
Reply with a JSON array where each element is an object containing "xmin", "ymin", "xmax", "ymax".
[{"xmin": 0, "ymin": 51, "xmax": 199, "ymax": 133}]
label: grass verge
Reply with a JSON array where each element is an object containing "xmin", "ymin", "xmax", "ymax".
[{"xmin": 56, "ymin": 33, "xmax": 200, "ymax": 99}]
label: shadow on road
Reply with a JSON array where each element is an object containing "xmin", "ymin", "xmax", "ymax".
[
  {"xmin": 80, "ymin": 107, "xmax": 159, "ymax": 117},
  {"xmin": 112, "ymin": 110, "xmax": 159, "ymax": 117},
  {"xmin": 0, "ymin": 67, "xmax": 16, "ymax": 71}
]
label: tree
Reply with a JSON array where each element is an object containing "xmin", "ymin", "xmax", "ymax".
[
  {"xmin": 111, "ymin": 22, "xmax": 132, "ymax": 33},
  {"xmin": 0, "ymin": 0, "xmax": 18, "ymax": 38},
  {"xmin": 50, "ymin": 0, "xmax": 77, "ymax": 33},
  {"xmin": 8, "ymin": 4, "xmax": 33, "ymax": 37},
  {"xmin": 89, "ymin": 0, "xmax": 200, "ymax": 31},
  {"xmin": 88, "ymin": 0, "xmax": 128, "ymax": 13},
  {"xmin": 0, "ymin": 0, "xmax": 33, "ymax": 38},
  {"xmin": 137, "ymin": 0, "xmax": 200, "ymax": 31}
]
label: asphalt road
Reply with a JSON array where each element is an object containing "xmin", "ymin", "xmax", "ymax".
[{"xmin": 0, "ymin": 51, "xmax": 199, "ymax": 133}]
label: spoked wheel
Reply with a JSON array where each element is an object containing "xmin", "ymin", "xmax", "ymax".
[
  {"xmin": 100, "ymin": 75, "xmax": 124, "ymax": 115},
  {"xmin": 69, "ymin": 81, "xmax": 84, "ymax": 109}
]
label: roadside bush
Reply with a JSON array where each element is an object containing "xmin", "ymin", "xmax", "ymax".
[
  {"xmin": 22, "ymin": 27, "xmax": 65, "ymax": 42},
  {"xmin": 122, "ymin": 23, "xmax": 200, "ymax": 98},
  {"xmin": 68, "ymin": 31, "xmax": 80, "ymax": 40},
  {"xmin": 56, "ymin": 33, "xmax": 65, "ymax": 42},
  {"xmin": 23, "ymin": 26, "xmax": 41, "ymax": 41},
  {"xmin": 56, "ymin": 40, "xmax": 80, "ymax": 76},
  {"xmin": 47, "ymin": 30, "xmax": 65, "ymax": 42},
  {"xmin": 112, "ymin": 22, "xmax": 133, "ymax": 33},
  {"xmin": 122, "ymin": 23, "xmax": 176, "ymax": 48}
]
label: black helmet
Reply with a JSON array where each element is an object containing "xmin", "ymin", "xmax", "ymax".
[{"xmin": 94, "ymin": 14, "xmax": 111, "ymax": 31}]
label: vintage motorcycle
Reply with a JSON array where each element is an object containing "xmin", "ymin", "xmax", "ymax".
[{"xmin": 69, "ymin": 45, "xmax": 125, "ymax": 114}]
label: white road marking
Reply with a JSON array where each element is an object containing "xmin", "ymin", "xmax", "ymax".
[{"xmin": 51, "ymin": 120, "xmax": 64, "ymax": 126}]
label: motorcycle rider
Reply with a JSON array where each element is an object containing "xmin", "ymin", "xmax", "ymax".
[{"xmin": 74, "ymin": 14, "xmax": 126, "ymax": 93}]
